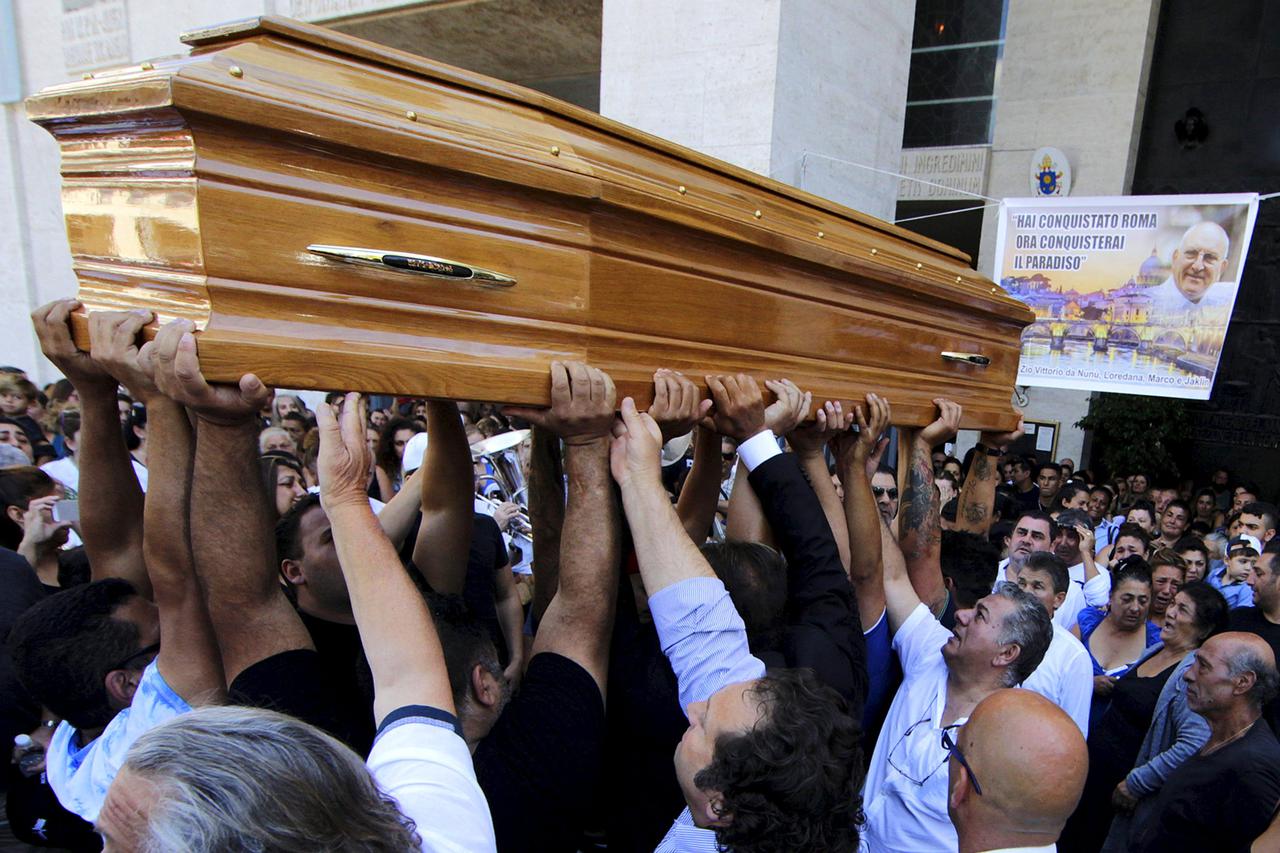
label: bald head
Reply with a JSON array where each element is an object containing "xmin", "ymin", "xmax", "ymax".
[
  {"xmin": 1172, "ymin": 221, "xmax": 1230, "ymax": 302},
  {"xmin": 948, "ymin": 690, "xmax": 1086, "ymax": 852},
  {"xmin": 1186, "ymin": 632, "xmax": 1279, "ymax": 716}
]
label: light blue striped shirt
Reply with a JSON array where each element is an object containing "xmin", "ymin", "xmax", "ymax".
[{"xmin": 649, "ymin": 576, "xmax": 766, "ymax": 853}]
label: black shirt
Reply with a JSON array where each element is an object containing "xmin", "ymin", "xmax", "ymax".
[
  {"xmin": 0, "ymin": 548, "xmax": 46, "ymax": 754},
  {"xmin": 1133, "ymin": 719, "xmax": 1280, "ymax": 852},
  {"xmin": 474, "ymin": 652, "xmax": 605, "ymax": 853},
  {"xmin": 1012, "ymin": 483, "xmax": 1042, "ymax": 514},
  {"xmin": 298, "ymin": 610, "xmax": 375, "ymax": 756},
  {"xmin": 1230, "ymin": 607, "xmax": 1280, "ymax": 734},
  {"xmin": 1060, "ymin": 659, "xmax": 1179, "ymax": 853}
]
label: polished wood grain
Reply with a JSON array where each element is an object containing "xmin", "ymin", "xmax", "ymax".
[{"xmin": 28, "ymin": 15, "xmax": 1033, "ymax": 428}]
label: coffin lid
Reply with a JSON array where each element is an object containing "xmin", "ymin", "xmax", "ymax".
[{"xmin": 169, "ymin": 15, "xmax": 970, "ymax": 266}]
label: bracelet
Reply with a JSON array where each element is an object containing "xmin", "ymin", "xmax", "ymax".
[{"xmin": 975, "ymin": 443, "xmax": 1004, "ymax": 457}]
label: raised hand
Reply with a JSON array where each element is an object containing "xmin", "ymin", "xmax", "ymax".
[
  {"xmin": 918, "ymin": 398, "xmax": 962, "ymax": 447},
  {"xmin": 763, "ymin": 378, "xmax": 811, "ymax": 437},
  {"xmin": 317, "ymin": 392, "xmax": 372, "ymax": 512},
  {"xmin": 1076, "ymin": 524, "xmax": 1096, "ymax": 560},
  {"xmin": 503, "ymin": 361, "xmax": 617, "ymax": 446},
  {"xmin": 701, "ymin": 373, "xmax": 768, "ymax": 442},
  {"xmin": 20, "ymin": 495, "xmax": 73, "ymax": 548},
  {"xmin": 978, "ymin": 417, "xmax": 1025, "ymax": 454},
  {"xmin": 88, "ymin": 310, "xmax": 160, "ymax": 403},
  {"xmin": 30, "ymin": 299, "xmax": 115, "ymax": 394},
  {"xmin": 789, "ymin": 400, "xmax": 851, "ymax": 455},
  {"xmin": 647, "ymin": 369, "xmax": 711, "ymax": 443},
  {"xmin": 836, "ymin": 392, "xmax": 891, "ymax": 480},
  {"xmin": 609, "ymin": 397, "xmax": 664, "ymax": 491},
  {"xmin": 143, "ymin": 319, "xmax": 270, "ymax": 425}
]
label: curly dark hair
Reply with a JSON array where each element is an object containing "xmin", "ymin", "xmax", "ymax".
[
  {"xmin": 693, "ymin": 668, "xmax": 864, "ymax": 853},
  {"xmin": 10, "ymin": 578, "xmax": 142, "ymax": 729}
]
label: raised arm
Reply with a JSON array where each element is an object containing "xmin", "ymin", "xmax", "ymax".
[
  {"xmin": 880, "ymin": 508, "xmax": 923, "ymax": 635},
  {"xmin": 835, "ymin": 393, "xmax": 891, "ymax": 627},
  {"xmin": 146, "ymin": 320, "xmax": 312, "ymax": 683},
  {"xmin": 376, "ymin": 463, "xmax": 425, "ymax": 550},
  {"xmin": 506, "ymin": 361, "xmax": 621, "ymax": 695},
  {"xmin": 722, "ymin": 377, "xmax": 809, "ymax": 546},
  {"xmin": 615, "ymin": 394, "xmax": 718, "ymax": 594},
  {"xmin": 1077, "ymin": 524, "xmax": 1102, "ymax": 582},
  {"xmin": 613, "ymin": 395, "xmax": 766, "ymax": 712},
  {"xmin": 646, "ymin": 370, "xmax": 715, "ymax": 543},
  {"xmin": 139, "ymin": 381, "xmax": 225, "ymax": 704},
  {"xmin": 410, "ymin": 400, "xmax": 474, "ymax": 595},
  {"xmin": 31, "ymin": 301, "xmax": 149, "ymax": 596},
  {"xmin": 954, "ymin": 421, "xmax": 1024, "ymax": 535},
  {"xmin": 318, "ymin": 395, "xmax": 454, "ymax": 722},
  {"xmin": 900, "ymin": 399, "xmax": 961, "ymax": 615},
  {"xmin": 711, "ymin": 383, "xmax": 865, "ymax": 706},
  {"xmin": 788, "ymin": 400, "xmax": 854, "ymax": 572},
  {"xmin": 725, "ymin": 460, "xmax": 772, "ymax": 545},
  {"xmin": 491, "ymin": 554, "xmax": 525, "ymax": 687},
  {"xmin": 675, "ymin": 426, "xmax": 722, "ymax": 544},
  {"xmin": 525, "ymin": 424, "xmax": 565, "ymax": 625}
]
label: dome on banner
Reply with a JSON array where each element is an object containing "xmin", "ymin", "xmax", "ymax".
[{"xmin": 1138, "ymin": 248, "xmax": 1167, "ymax": 285}]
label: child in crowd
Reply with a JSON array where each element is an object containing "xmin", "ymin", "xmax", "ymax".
[
  {"xmin": 0, "ymin": 375, "xmax": 53, "ymax": 463},
  {"xmin": 1209, "ymin": 534, "xmax": 1260, "ymax": 608}
]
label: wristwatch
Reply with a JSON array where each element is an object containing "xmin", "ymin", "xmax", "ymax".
[{"xmin": 975, "ymin": 443, "xmax": 1004, "ymax": 457}]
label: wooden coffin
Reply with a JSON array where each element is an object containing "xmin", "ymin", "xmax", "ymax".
[{"xmin": 26, "ymin": 16, "xmax": 1032, "ymax": 429}]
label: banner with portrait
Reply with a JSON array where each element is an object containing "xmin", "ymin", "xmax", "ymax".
[{"xmin": 993, "ymin": 193, "xmax": 1259, "ymax": 399}]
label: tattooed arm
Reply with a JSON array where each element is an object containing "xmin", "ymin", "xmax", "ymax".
[
  {"xmin": 954, "ymin": 421, "xmax": 1024, "ymax": 535},
  {"xmin": 900, "ymin": 399, "xmax": 960, "ymax": 615}
]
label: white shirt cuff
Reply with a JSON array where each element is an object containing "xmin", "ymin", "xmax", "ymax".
[{"xmin": 736, "ymin": 429, "xmax": 782, "ymax": 472}]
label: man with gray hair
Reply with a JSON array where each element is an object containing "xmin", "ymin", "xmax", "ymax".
[
  {"xmin": 1130, "ymin": 632, "xmax": 1280, "ymax": 852},
  {"xmin": 862, "ymin": 487, "xmax": 1053, "ymax": 853}
]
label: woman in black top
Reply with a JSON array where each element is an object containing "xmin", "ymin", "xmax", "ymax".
[{"xmin": 1060, "ymin": 581, "xmax": 1230, "ymax": 852}]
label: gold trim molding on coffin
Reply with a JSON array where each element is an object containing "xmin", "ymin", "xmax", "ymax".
[{"xmin": 26, "ymin": 15, "xmax": 1033, "ymax": 429}]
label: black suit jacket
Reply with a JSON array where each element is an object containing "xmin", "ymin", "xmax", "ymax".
[{"xmin": 748, "ymin": 453, "xmax": 867, "ymax": 717}]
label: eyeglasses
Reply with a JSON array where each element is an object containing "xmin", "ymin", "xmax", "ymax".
[
  {"xmin": 872, "ymin": 486, "xmax": 899, "ymax": 500},
  {"xmin": 887, "ymin": 716, "xmax": 947, "ymax": 786},
  {"xmin": 886, "ymin": 718, "xmax": 980, "ymax": 795},
  {"xmin": 108, "ymin": 642, "xmax": 160, "ymax": 674},
  {"xmin": 941, "ymin": 726, "xmax": 983, "ymax": 796}
]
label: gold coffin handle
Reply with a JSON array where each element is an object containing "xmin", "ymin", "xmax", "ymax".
[
  {"xmin": 941, "ymin": 351, "xmax": 991, "ymax": 366},
  {"xmin": 307, "ymin": 245, "xmax": 516, "ymax": 286}
]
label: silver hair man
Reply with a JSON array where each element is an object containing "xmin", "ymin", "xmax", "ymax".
[{"xmin": 97, "ymin": 706, "xmax": 420, "ymax": 852}]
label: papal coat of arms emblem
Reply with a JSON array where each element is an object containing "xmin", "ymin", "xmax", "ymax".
[
  {"xmin": 1030, "ymin": 146, "xmax": 1072, "ymax": 196},
  {"xmin": 1036, "ymin": 155, "xmax": 1063, "ymax": 195}
]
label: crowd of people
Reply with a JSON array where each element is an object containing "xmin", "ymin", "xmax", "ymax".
[{"xmin": 1, "ymin": 298, "xmax": 1279, "ymax": 852}]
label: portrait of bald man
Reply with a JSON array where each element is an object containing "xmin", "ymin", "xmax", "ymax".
[
  {"xmin": 947, "ymin": 689, "xmax": 1087, "ymax": 853},
  {"xmin": 1147, "ymin": 220, "xmax": 1235, "ymax": 318}
]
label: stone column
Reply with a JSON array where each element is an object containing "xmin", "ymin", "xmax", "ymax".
[
  {"xmin": 599, "ymin": 0, "xmax": 915, "ymax": 222},
  {"xmin": 976, "ymin": 0, "xmax": 1163, "ymax": 466}
]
